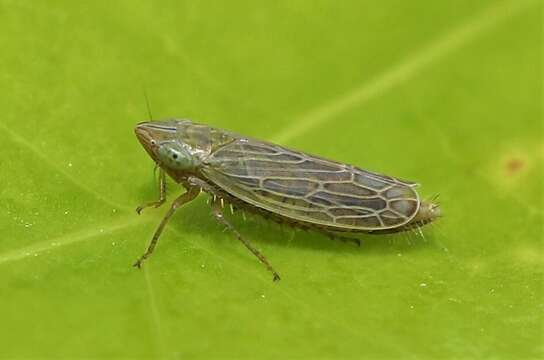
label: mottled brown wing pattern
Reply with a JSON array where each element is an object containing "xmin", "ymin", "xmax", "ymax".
[{"xmin": 202, "ymin": 139, "xmax": 420, "ymax": 230}]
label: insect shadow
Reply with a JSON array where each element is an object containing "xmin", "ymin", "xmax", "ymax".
[
  {"xmin": 136, "ymin": 183, "xmax": 434, "ymax": 258},
  {"xmin": 224, "ymin": 212, "xmax": 434, "ymax": 256}
]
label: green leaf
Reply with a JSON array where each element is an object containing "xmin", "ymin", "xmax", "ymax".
[{"xmin": 1, "ymin": 0, "xmax": 541, "ymax": 358}]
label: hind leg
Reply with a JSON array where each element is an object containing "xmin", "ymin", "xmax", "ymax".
[
  {"xmin": 210, "ymin": 199, "xmax": 281, "ymax": 281},
  {"xmin": 189, "ymin": 175, "xmax": 281, "ymax": 281}
]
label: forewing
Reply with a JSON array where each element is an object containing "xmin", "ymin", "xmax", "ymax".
[{"xmin": 201, "ymin": 138, "xmax": 420, "ymax": 230}]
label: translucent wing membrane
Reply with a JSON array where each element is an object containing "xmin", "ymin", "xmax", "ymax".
[{"xmin": 202, "ymin": 139, "xmax": 420, "ymax": 230}]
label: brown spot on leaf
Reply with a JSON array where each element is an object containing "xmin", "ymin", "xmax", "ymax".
[
  {"xmin": 504, "ymin": 157, "xmax": 526, "ymax": 176},
  {"xmin": 490, "ymin": 146, "xmax": 534, "ymax": 190}
]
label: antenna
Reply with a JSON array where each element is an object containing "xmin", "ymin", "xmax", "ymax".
[{"xmin": 143, "ymin": 87, "xmax": 153, "ymax": 121}]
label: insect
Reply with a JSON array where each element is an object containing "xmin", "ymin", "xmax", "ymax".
[{"xmin": 134, "ymin": 119, "xmax": 441, "ymax": 281}]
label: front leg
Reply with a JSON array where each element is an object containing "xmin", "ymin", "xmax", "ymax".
[
  {"xmin": 136, "ymin": 167, "xmax": 166, "ymax": 214},
  {"xmin": 133, "ymin": 186, "xmax": 200, "ymax": 268}
]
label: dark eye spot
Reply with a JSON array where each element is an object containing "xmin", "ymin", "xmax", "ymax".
[{"xmin": 172, "ymin": 153, "xmax": 178, "ymax": 159}]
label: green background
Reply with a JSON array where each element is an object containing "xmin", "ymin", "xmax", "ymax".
[{"xmin": 1, "ymin": 0, "xmax": 542, "ymax": 358}]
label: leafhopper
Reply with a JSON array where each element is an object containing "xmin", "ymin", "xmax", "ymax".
[{"xmin": 134, "ymin": 120, "xmax": 441, "ymax": 281}]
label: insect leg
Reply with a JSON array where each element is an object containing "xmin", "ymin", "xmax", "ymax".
[
  {"xmin": 136, "ymin": 168, "xmax": 167, "ymax": 214},
  {"xmin": 210, "ymin": 200, "xmax": 281, "ymax": 282},
  {"xmin": 186, "ymin": 176, "xmax": 281, "ymax": 281},
  {"xmin": 133, "ymin": 186, "xmax": 200, "ymax": 268}
]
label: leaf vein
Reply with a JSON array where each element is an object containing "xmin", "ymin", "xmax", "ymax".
[
  {"xmin": 271, "ymin": 0, "xmax": 539, "ymax": 144},
  {"xmin": 0, "ymin": 123, "xmax": 132, "ymax": 212}
]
